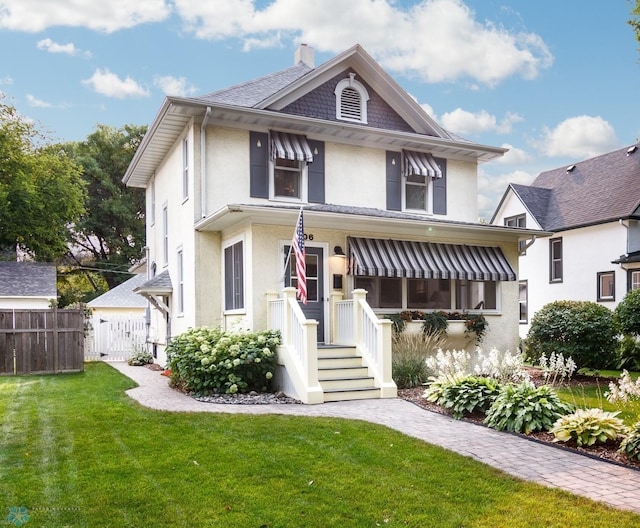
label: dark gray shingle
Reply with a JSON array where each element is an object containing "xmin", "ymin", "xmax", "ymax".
[{"xmin": 0, "ymin": 262, "xmax": 57, "ymax": 297}]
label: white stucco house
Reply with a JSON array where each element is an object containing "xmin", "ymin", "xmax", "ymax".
[
  {"xmin": 491, "ymin": 143, "xmax": 640, "ymax": 339},
  {"xmin": 0, "ymin": 262, "xmax": 57, "ymax": 309},
  {"xmin": 124, "ymin": 44, "xmax": 533, "ymax": 403}
]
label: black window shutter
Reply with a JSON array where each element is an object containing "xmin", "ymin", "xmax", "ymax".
[
  {"xmin": 307, "ymin": 139, "xmax": 325, "ymax": 203},
  {"xmin": 250, "ymin": 131, "xmax": 269, "ymax": 198},
  {"xmin": 386, "ymin": 151, "xmax": 401, "ymax": 211},
  {"xmin": 433, "ymin": 157, "xmax": 447, "ymax": 215}
]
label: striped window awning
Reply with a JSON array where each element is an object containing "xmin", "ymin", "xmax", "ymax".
[
  {"xmin": 348, "ymin": 237, "xmax": 516, "ymax": 281},
  {"xmin": 404, "ymin": 150, "xmax": 442, "ymax": 178},
  {"xmin": 270, "ymin": 131, "xmax": 313, "ymax": 162}
]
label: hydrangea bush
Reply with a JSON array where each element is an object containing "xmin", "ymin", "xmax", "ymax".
[{"xmin": 166, "ymin": 327, "xmax": 280, "ymax": 395}]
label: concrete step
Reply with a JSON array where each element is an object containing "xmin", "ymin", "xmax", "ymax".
[
  {"xmin": 322, "ymin": 386, "xmax": 381, "ymax": 402},
  {"xmin": 319, "ymin": 376, "xmax": 376, "ymax": 390}
]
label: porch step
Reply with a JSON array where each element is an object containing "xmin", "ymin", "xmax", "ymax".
[
  {"xmin": 322, "ymin": 386, "xmax": 382, "ymax": 402},
  {"xmin": 316, "ymin": 344, "xmax": 382, "ymax": 402}
]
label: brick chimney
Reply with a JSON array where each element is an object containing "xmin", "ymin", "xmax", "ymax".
[{"xmin": 294, "ymin": 43, "xmax": 314, "ymax": 68}]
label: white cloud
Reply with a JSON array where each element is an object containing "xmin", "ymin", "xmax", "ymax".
[
  {"xmin": 440, "ymin": 108, "xmax": 523, "ymax": 135},
  {"xmin": 37, "ymin": 38, "xmax": 80, "ymax": 55},
  {"xmin": 492, "ymin": 143, "xmax": 533, "ymax": 165},
  {"xmin": 0, "ymin": 75, "xmax": 13, "ymax": 85},
  {"xmin": 82, "ymin": 69, "xmax": 150, "ymax": 99},
  {"xmin": 534, "ymin": 115, "xmax": 619, "ymax": 159},
  {"xmin": 153, "ymin": 75, "xmax": 198, "ymax": 96},
  {"xmin": 477, "ymin": 167, "xmax": 536, "ymax": 219},
  {"xmin": 173, "ymin": 0, "xmax": 553, "ymax": 86},
  {"xmin": 0, "ymin": 0, "xmax": 170, "ymax": 32},
  {"xmin": 26, "ymin": 94, "xmax": 52, "ymax": 108}
]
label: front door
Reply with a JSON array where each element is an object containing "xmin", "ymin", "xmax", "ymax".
[{"xmin": 285, "ymin": 245, "xmax": 324, "ymax": 342}]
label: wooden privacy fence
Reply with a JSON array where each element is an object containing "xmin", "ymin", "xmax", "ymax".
[{"xmin": 0, "ymin": 308, "xmax": 85, "ymax": 375}]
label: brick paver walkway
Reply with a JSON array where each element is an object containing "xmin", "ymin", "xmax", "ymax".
[{"xmin": 110, "ymin": 362, "xmax": 640, "ymax": 514}]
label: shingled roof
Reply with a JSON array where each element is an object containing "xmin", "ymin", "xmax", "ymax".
[
  {"xmin": 513, "ymin": 145, "xmax": 640, "ymax": 231},
  {"xmin": 0, "ymin": 262, "xmax": 57, "ymax": 298},
  {"xmin": 87, "ymin": 274, "xmax": 148, "ymax": 309}
]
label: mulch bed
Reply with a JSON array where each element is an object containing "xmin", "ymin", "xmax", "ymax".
[{"xmin": 398, "ymin": 370, "xmax": 640, "ymax": 472}]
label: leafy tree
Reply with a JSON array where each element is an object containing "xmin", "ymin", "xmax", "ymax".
[
  {"xmin": 65, "ymin": 124, "xmax": 147, "ymax": 290},
  {"xmin": 630, "ymin": 0, "xmax": 640, "ymax": 52},
  {"xmin": 0, "ymin": 102, "xmax": 85, "ymax": 260}
]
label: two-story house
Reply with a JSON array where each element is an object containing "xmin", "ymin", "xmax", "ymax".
[
  {"xmin": 124, "ymin": 44, "xmax": 532, "ymax": 403},
  {"xmin": 491, "ymin": 144, "xmax": 640, "ymax": 339}
]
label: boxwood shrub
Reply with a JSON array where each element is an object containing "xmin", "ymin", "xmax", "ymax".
[
  {"xmin": 166, "ymin": 327, "xmax": 280, "ymax": 395},
  {"xmin": 525, "ymin": 300, "xmax": 617, "ymax": 369}
]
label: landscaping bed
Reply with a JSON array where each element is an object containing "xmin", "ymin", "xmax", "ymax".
[{"xmin": 398, "ymin": 368, "xmax": 640, "ymax": 472}]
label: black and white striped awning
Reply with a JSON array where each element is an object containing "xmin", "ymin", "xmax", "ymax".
[
  {"xmin": 348, "ymin": 237, "xmax": 516, "ymax": 281},
  {"xmin": 404, "ymin": 150, "xmax": 442, "ymax": 178},
  {"xmin": 270, "ymin": 131, "xmax": 313, "ymax": 162}
]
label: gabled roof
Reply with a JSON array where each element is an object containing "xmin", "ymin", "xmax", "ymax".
[
  {"xmin": 0, "ymin": 262, "xmax": 57, "ymax": 298},
  {"xmin": 124, "ymin": 44, "xmax": 506, "ymax": 188},
  {"xmin": 525, "ymin": 145, "xmax": 640, "ymax": 231},
  {"xmin": 87, "ymin": 273, "xmax": 148, "ymax": 309},
  {"xmin": 135, "ymin": 270, "xmax": 172, "ymax": 294}
]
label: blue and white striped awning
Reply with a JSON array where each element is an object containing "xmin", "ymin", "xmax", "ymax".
[
  {"xmin": 348, "ymin": 237, "xmax": 516, "ymax": 281},
  {"xmin": 404, "ymin": 150, "xmax": 442, "ymax": 178},
  {"xmin": 270, "ymin": 131, "xmax": 313, "ymax": 162}
]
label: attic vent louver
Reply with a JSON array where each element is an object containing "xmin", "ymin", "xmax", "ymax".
[
  {"xmin": 334, "ymin": 73, "xmax": 369, "ymax": 124},
  {"xmin": 627, "ymin": 145, "xmax": 638, "ymax": 155},
  {"xmin": 566, "ymin": 165, "xmax": 575, "ymax": 172}
]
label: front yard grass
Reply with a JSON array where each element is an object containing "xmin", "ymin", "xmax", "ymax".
[{"xmin": 1, "ymin": 363, "xmax": 640, "ymax": 527}]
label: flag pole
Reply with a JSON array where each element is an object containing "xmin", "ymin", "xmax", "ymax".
[{"xmin": 281, "ymin": 207, "xmax": 303, "ymax": 282}]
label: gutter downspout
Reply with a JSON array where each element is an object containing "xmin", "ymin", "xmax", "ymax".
[
  {"xmin": 519, "ymin": 235, "xmax": 537, "ymax": 256},
  {"xmin": 200, "ymin": 107, "xmax": 212, "ymax": 219}
]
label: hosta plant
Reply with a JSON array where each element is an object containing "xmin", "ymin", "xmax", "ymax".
[
  {"xmin": 619, "ymin": 421, "xmax": 640, "ymax": 460},
  {"xmin": 439, "ymin": 376, "xmax": 501, "ymax": 419},
  {"xmin": 423, "ymin": 373, "xmax": 465, "ymax": 405},
  {"xmin": 551, "ymin": 408, "xmax": 628, "ymax": 447},
  {"xmin": 484, "ymin": 382, "xmax": 574, "ymax": 434}
]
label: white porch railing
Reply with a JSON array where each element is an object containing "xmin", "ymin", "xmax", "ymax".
[
  {"xmin": 266, "ymin": 288, "xmax": 323, "ymax": 404},
  {"xmin": 267, "ymin": 287, "xmax": 396, "ymax": 403},
  {"xmin": 334, "ymin": 289, "xmax": 396, "ymax": 398}
]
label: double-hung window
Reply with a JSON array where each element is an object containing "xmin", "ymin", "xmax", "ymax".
[
  {"xmin": 504, "ymin": 214, "xmax": 527, "ymax": 253},
  {"xmin": 549, "ymin": 238, "xmax": 563, "ymax": 282},
  {"xmin": 177, "ymin": 248, "xmax": 184, "ymax": 315},
  {"xmin": 597, "ymin": 271, "xmax": 615, "ymax": 302},
  {"xmin": 162, "ymin": 204, "xmax": 168, "ymax": 266},
  {"xmin": 629, "ymin": 270, "xmax": 640, "ymax": 290},
  {"xmin": 224, "ymin": 241, "xmax": 244, "ymax": 311},
  {"xmin": 519, "ymin": 280, "xmax": 528, "ymax": 323},
  {"xmin": 403, "ymin": 151, "xmax": 442, "ymax": 214},
  {"xmin": 270, "ymin": 131, "xmax": 313, "ymax": 202}
]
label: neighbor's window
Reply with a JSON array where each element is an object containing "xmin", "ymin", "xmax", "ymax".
[
  {"xmin": 549, "ymin": 238, "xmax": 563, "ymax": 282},
  {"xmin": 505, "ymin": 214, "xmax": 527, "ymax": 253},
  {"xmin": 455, "ymin": 280, "xmax": 497, "ymax": 311},
  {"xmin": 519, "ymin": 280, "xmax": 528, "ymax": 323},
  {"xmin": 162, "ymin": 204, "xmax": 168, "ymax": 266},
  {"xmin": 597, "ymin": 271, "xmax": 615, "ymax": 302},
  {"xmin": 629, "ymin": 270, "xmax": 640, "ymax": 291},
  {"xmin": 224, "ymin": 241, "xmax": 244, "ymax": 311}
]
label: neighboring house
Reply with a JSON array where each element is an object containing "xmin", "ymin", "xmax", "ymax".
[
  {"xmin": 0, "ymin": 262, "xmax": 57, "ymax": 309},
  {"xmin": 491, "ymin": 144, "xmax": 640, "ymax": 339},
  {"xmin": 124, "ymin": 44, "xmax": 531, "ymax": 403},
  {"xmin": 87, "ymin": 274, "xmax": 148, "ymax": 360}
]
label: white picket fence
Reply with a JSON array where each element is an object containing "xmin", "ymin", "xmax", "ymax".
[{"xmin": 86, "ymin": 314, "xmax": 147, "ymax": 362}]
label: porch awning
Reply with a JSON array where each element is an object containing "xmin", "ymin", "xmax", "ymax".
[
  {"xmin": 270, "ymin": 131, "xmax": 313, "ymax": 162},
  {"xmin": 347, "ymin": 237, "xmax": 516, "ymax": 281},
  {"xmin": 404, "ymin": 150, "xmax": 442, "ymax": 178}
]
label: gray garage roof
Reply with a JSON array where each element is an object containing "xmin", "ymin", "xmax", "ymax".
[
  {"xmin": 0, "ymin": 262, "xmax": 57, "ymax": 297},
  {"xmin": 87, "ymin": 274, "xmax": 148, "ymax": 309}
]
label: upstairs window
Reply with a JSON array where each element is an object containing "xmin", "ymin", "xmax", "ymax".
[
  {"xmin": 597, "ymin": 271, "xmax": 615, "ymax": 302},
  {"xmin": 504, "ymin": 214, "xmax": 527, "ymax": 253},
  {"xmin": 182, "ymin": 137, "xmax": 189, "ymax": 200},
  {"xmin": 270, "ymin": 131, "xmax": 313, "ymax": 202},
  {"xmin": 403, "ymin": 150, "xmax": 442, "ymax": 214},
  {"xmin": 334, "ymin": 73, "xmax": 369, "ymax": 124}
]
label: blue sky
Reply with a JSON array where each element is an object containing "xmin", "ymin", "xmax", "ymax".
[{"xmin": 1, "ymin": 0, "xmax": 639, "ymax": 219}]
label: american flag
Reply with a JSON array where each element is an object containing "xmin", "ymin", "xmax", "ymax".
[{"xmin": 292, "ymin": 209, "xmax": 307, "ymax": 304}]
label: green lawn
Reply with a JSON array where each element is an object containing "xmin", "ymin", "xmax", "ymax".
[
  {"xmin": 1, "ymin": 364, "xmax": 640, "ymax": 527},
  {"xmin": 556, "ymin": 381, "xmax": 640, "ymax": 425}
]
